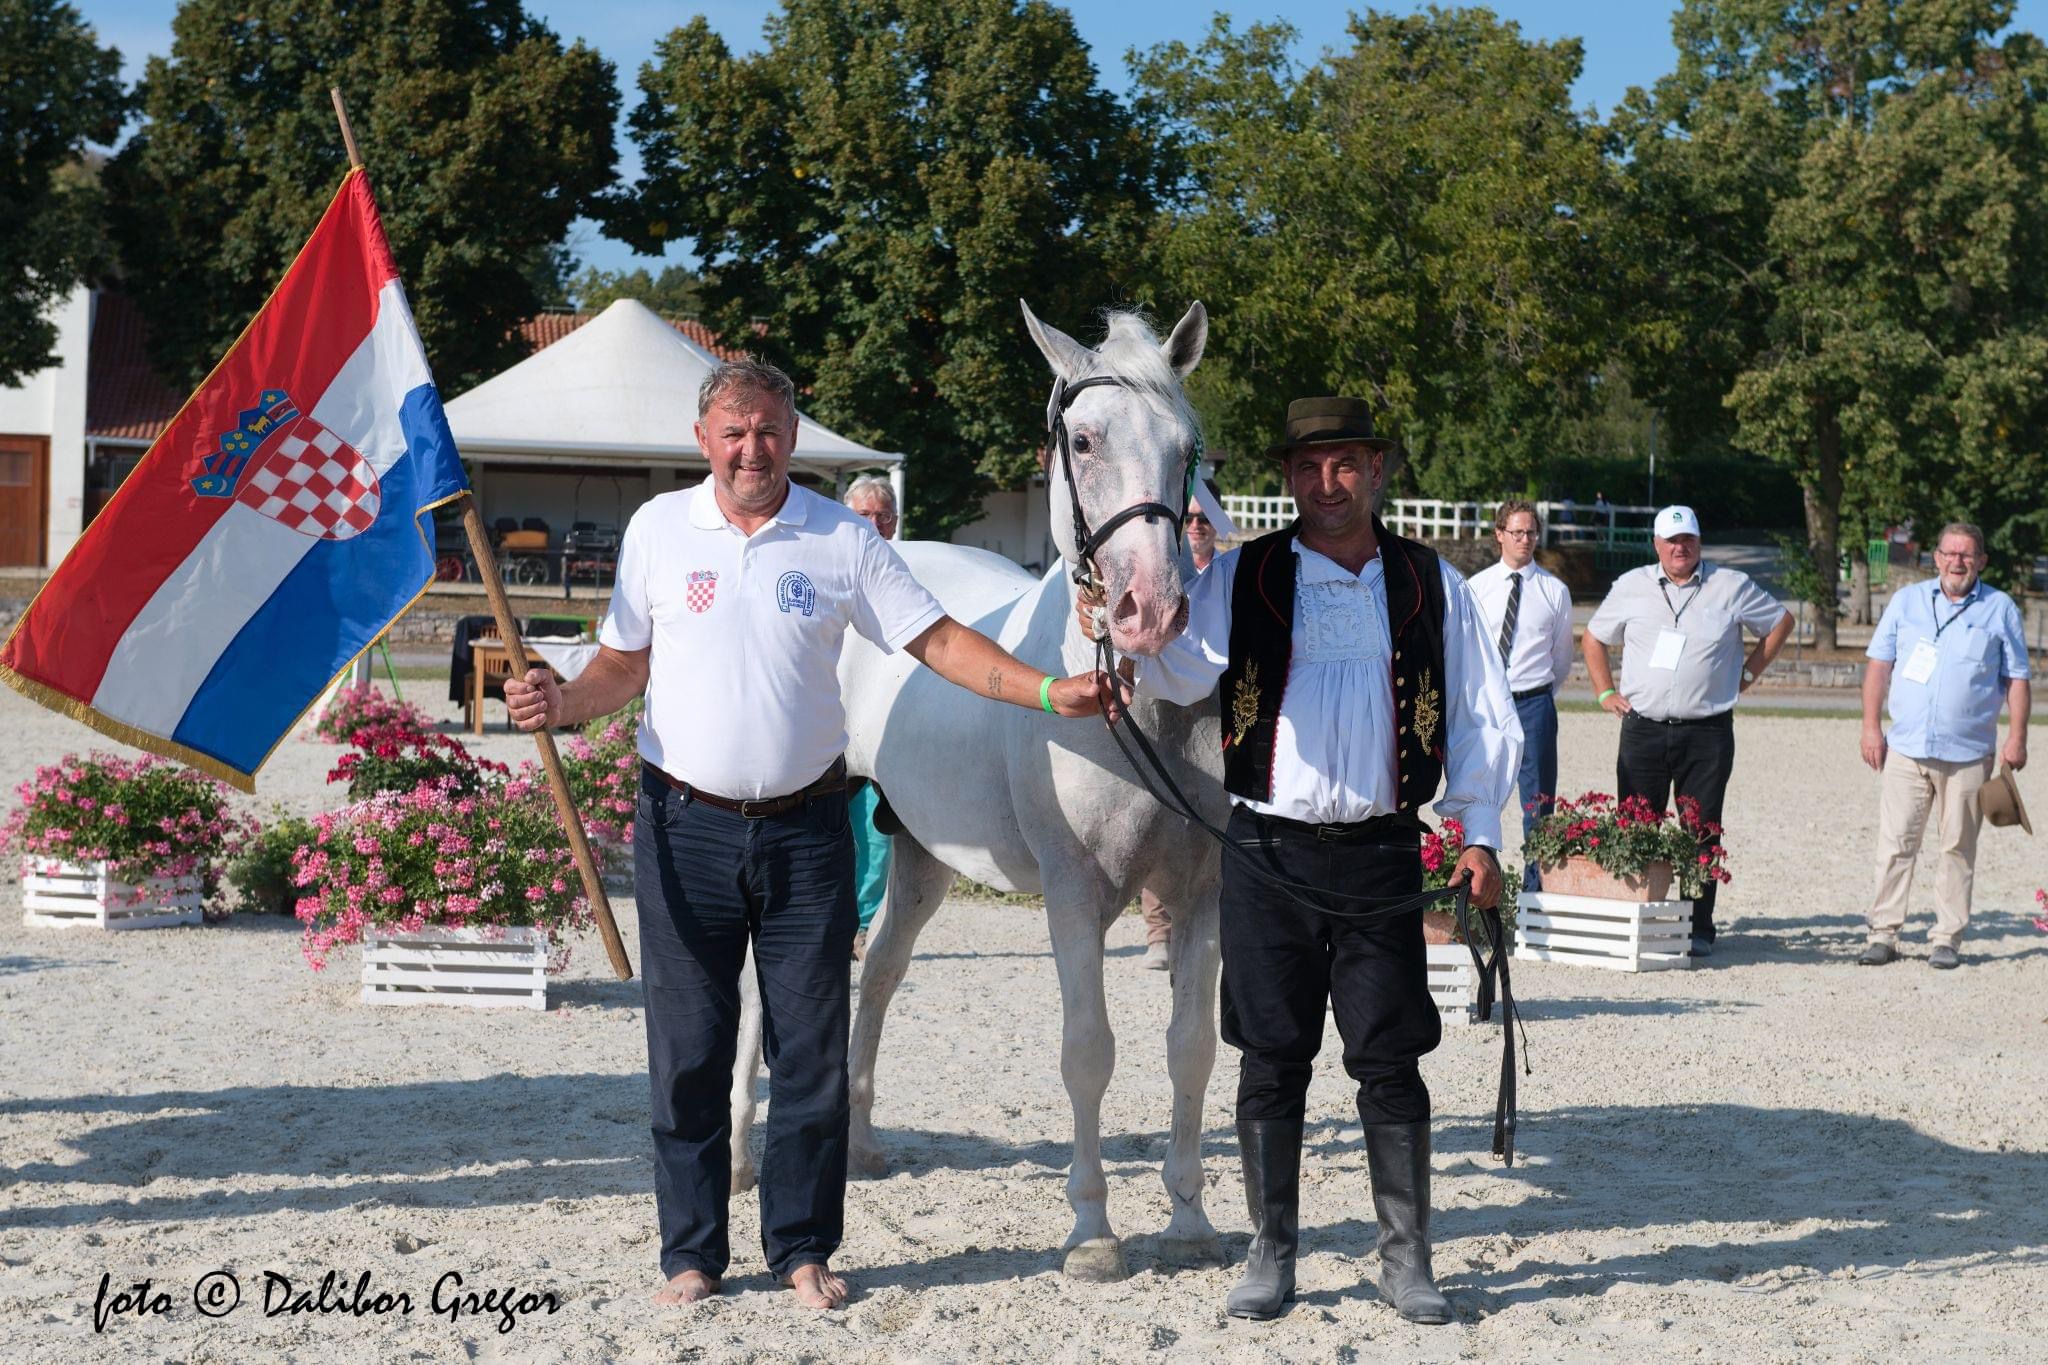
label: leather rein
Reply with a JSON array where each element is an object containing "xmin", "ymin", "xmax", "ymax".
[{"xmin": 1046, "ymin": 372, "xmax": 1526, "ymax": 1164}]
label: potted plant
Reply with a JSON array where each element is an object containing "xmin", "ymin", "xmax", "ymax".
[
  {"xmin": 1419, "ymin": 817, "xmax": 1519, "ymax": 948},
  {"xmin": 227, "ymin": 811, "xmax": 321, "ymax": 914},
  {"xmin": 293, "ymin": 774, "xmax": 594, "ymax": 1009},
  {"xmin": 312, "ymin": 683, "xmax": 433, "ymax": 745},
  {"xmin": 326, "ymin": 723, "xmax": 507, "ymax": 800},
  {"xmin": 1522, "ymin": 793, "xmax": 1730, "ymax": 902},
  {"xmin": 3, "ymin": 752, "xmax": 255, "ymax": 929},
  {"xmin": 559, "ymin": 702, "xmax": 641, "ymax": 863}
]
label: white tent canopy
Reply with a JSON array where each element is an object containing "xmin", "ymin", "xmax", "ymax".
[{"xmin": 443, "ymin": 299, "xmax": 905, "ymax": 487}]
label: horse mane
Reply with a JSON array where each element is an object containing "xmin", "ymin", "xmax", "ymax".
[{"xmin": 1091, "ymin": 310, "xmax": 1199, "ymax": 436}]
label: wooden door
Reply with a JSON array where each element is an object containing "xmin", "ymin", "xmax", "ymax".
[{"xmin": 0, "ymin": 435, "xmax": 48, "ymax": 566}]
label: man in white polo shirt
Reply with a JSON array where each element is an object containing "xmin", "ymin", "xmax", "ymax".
[
  {"xmin": 505, "ymin": 360, "xmax": 1106, "ymax": 1313},
  {"xmin": 1470, "ymin": 499, "xmax": 1575, "ymax": 889},
  {"xmin": 1583, "ymin": 505, "xmax": 1794, "ymax": 955}
]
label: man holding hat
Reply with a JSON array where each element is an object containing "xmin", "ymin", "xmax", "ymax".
[
  {"xmin": 1858, "ymin": 521, "xmax": 2031, "ymax": 969},
  {"xmin": 1583, "ymin": 506, "xmax": 1793, "ymax": 955},
  {"xmin": 1098, "ymin": 396, "xmax": 1520, "ymax": 1324}
]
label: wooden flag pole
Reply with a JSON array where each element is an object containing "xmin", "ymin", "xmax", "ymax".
[{"xmin": 330, "ymin": 88, "xmax": 633, "ymax": 981}]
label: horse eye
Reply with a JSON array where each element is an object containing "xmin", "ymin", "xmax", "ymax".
[{"xmin": 1072, "ymin": 433, "xmax": 1092, "ymax": 454}]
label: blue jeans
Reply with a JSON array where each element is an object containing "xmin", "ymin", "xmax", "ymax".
[
  {"xmin": 634, "ymin": 764, "xmax": 857, "ymax": 1280},
  {"xmin": 1514, "ymin": 690, "xmax": 1560, "ymax": 890}
]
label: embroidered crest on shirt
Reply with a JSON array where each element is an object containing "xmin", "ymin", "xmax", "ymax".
[
  {"xmin": 1413, "ymin": 667, "xmax": 1442, "ymax": 753},
  {"xmin": 776, "ymin": 570, "xmax": 816, "ymax": 617},
  {"xmin": 1229, "ymin": 660, "xmax": 1261, "ymax": 749},
  {"xmin": 686, "ymin": 570, "xmax": 719, "ymax": 613}
]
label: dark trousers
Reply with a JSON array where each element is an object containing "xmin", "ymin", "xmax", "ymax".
[
  {"xmin": 634, "ymin": 765, "xmax": 857, "ymax": 1280},
  {"xmin": 1514, "ymin": 690, "xmax": 1560, "ymax": 890},
  {"xmin": 1616, "ymin": 710, "xmax": 1734, "ymax": 940},
  {"xmin": 1219, "ymin": 807, "xmax": 1441, "ymax": 1127}
]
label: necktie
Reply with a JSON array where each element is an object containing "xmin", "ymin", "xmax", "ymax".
[{"xmin": 1499, "ymin": 571, "xmax": 1522, "ymax": 668}]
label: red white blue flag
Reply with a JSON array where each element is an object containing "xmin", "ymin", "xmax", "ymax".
[{"xmin": 0, "ymin": 170, "xmax": 469, "ymax": 790}]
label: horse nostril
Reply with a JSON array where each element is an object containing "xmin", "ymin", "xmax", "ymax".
[
  {"xmin": 1112, "ymin": 591, "xmax": 1141, "ymax": 625},
  {"xmin": 1170, "ymin": 600, "xmax": 1189, "ymax": 636}
]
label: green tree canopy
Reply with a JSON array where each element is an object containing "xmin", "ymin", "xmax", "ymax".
[
  {"xmin": 607, "ymin": 0, "xmax": 1171, "ymax": 536},
  {"xmin": 1134, "ymin": 8, "xmax": 1614, "ymax": 498},
  {"xmin": 0, "ymin": 0, "xmax": 128, "ymax": 386},
  {"xmin": 1612, "ymin": 0, "xmax": 2048, "ymax": 629},
  {"xmin": 105, "ymin": 0, "xmax": 619, "ymax": 393},
  {"xmin": 569, "ymin": 263, "xmax": 706, "ymax": 317}
]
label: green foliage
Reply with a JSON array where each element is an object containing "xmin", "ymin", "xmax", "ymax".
[
  {"xmin": 1771, "ymin": 531, "xmax": 1840, "ymax": 619},
  {"xmin": 229, "ymin": 812, "xmax": 320, "ymax": 913},
  {"xmin": 569, "ymin": 264, "xmax": 705, "ymax": 318},
  {"xmin": 326, "ymin": 725, "xmax": 508, "ymax": 801},
  {"xmin": 104, "ymin": 0, "xmax": 619, "ymax": 393},
  {"xmin": 608, "ymin": 0, "xmax": 1171, "ymax": 537},
  {"xmin": 0, "ymin": 0, "xmax": 128, "ymax": 386},
  {"xmin": 1135, "ymin": 9, "xmax": 1615, "ymax": 497},
  {"xmin": 1524, "ymin": 792, "xmax": 1731, "ymax": 901}
]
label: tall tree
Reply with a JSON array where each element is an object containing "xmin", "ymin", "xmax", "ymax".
[
  {"xmin": 1134, "ymin": 9, "xmax": 1614, "ymax": 496},
  {"xmin": 105, "ymin": 0, "xmax": 618, "ymax": 393},
  {"xmin": 608, "ymin": 0, "xmax": 1170, "ymax": 536},
  {"xmin": 1611, "ymin": 0, "xmax": 2048, "ymax": 638},
  {"xmin": 0, "ymin": 0, "xmax": 128, "ymax": 386},
  {"xmin": 570, "ymin": 264, "xmax": 706, "ymax": 317}
]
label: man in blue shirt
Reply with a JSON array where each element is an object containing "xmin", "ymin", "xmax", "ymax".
[{"xmin": 1859, "ymin": 522, "xmax": 2032, "ymax": 969}]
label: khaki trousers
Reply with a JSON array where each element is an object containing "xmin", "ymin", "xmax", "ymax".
[
  {"xmin": 1141, "ymin": 889, "xmax": 1172, "ymax": 946},
  {"xmin": 1867, "ymin": 750, "xmax": 1993, "ymax": 950}
]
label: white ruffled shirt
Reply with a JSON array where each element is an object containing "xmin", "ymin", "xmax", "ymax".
[{"xmin": 1135, "ymin": 538, "xmax": 1523, "ymax": 849}]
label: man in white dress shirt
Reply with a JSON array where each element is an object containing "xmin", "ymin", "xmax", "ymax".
[
  {"xmin": 505, "ymin": 360, "xmax": 1108, "ymax": 1313},
  {"xmin": 1469, "ymin": 500, "xmax": 1576, "ymax": 888},
  {"xmin": 1112, "ymin": 396, "xmax": 1520, "ymax": 1325}
]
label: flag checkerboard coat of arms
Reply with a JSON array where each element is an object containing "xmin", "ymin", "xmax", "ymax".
[
  {"xmin": 686, "ymin": 570, "xmax": 718, "ymax": 613},
  {"xmin": 0, "ymin": 169, "xmax": 470, "ymax": 789}
]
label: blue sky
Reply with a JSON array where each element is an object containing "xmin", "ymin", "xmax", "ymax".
[{"xmin": 81, "ymin": 1, "xmax": 2048, "ymax": 277}]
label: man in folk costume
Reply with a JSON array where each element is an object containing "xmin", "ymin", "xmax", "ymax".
[{"xmin": 1096, "ymin": 397, "xmax": 1520, "ymax": 1322}]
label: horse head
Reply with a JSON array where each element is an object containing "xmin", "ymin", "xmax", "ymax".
[{"xmin": 1021, "ymin": 300, "xmax": 1208, "ymax": 657}]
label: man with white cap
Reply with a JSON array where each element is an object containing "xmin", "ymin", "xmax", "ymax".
[{"xmin": 1583, "ymin": 506, "xmax": 1794, "ymax": 955}]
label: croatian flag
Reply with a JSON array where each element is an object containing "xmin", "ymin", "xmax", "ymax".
[{"xmin": 0, "ymin": 170, "xmax": 469, "ymax": 790}]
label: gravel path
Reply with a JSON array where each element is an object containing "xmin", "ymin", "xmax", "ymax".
[{"xmin": 0, "ymin": 690, "xmax": 2043, "ymax": 1361}]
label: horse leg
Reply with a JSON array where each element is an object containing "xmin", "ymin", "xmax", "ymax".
[
  {"xmin": 1158, "ymin": 881, "xmax": 1224, "ymax": 1265},
  {"xmin": 728, "ymin": 944, "xmax": 764, "ymax": 1194},
  {"xmin": 1047, "ymin": 891, "xmax": 1125, "ymax": 1281},
  {"xmin": 848, "ymin": 835, "xmax": 953, "ymax": 1178}
]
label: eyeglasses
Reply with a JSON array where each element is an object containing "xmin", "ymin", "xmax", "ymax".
[
  {"xmin": 1185, "ymin": 513, "xmax": 1210, "ymax": 527},
  {"xmin": 1498, "ymin": 529, "xmax": 1538, "ymax": 541},
  {"xmin": 1933, "ymin": 549, "xmax": 1980, "ymax": 562}
]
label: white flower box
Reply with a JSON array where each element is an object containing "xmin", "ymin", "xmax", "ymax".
[
  {"xmin": 20, "ymin": 858, "xmax": 203, "ymax": 930},
  {"xmin": 1513, "ymin": 890, "xmax": 1693, "ymax": 972},
  {"xmin": 1426, "ymin": 943, "xmax": 1477, "ymax": 1027},
  {"xmin": 360, "ymin": 925, "xmax": 548, "ymax": 1011}
]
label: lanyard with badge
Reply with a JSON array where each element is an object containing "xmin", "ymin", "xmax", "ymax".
[
  {"xmin": 1648, "ymin": 576, "xmax": 1702, "ymax": 672},
  {"xmin": 1902, "ymin": 586, "xmax": 1975, "ymax": 685}
]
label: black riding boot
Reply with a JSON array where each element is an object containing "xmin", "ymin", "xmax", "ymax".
[
  {"xmin": 1225, "ymin": 1119, "xmax": 1301, "ymax": 1320},
  {"xmin": 1363, "ymin": 1120, "xmax": 1451, "ymax": 1324}
]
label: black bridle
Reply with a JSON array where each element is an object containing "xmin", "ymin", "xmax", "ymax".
[{"xmin": 1045, "ymin": 370, "xmax": 1527, "ymax": 1164}]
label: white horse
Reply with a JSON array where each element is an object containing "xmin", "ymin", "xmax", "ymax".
[{"xmin": 730, "ymin": 302, "xmax": 1229, "ymax": 1279}]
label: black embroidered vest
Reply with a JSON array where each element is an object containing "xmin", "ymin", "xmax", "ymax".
[{"xmin": 1219, "ymin": 519, "xmax": 1448, "ymax": 813}]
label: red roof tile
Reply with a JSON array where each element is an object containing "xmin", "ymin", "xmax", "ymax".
[
  {"xmin": 84, "ymin": 292, "xmax": 186, "ymax": 442},
  {"xmin": 86, "ymin": 298, "xmax": 752, "ymax": 445}
]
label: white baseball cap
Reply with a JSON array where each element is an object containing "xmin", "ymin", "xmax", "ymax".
[{"xmin": 1654, "ymin": 505, "xmax": 1701, "ymax": 540}]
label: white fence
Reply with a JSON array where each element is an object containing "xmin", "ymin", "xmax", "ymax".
[{"xmin": 1220, "ymin": 496, "xmax": 1654, "ymax": 549}]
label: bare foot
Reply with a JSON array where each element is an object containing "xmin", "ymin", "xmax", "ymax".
[
  {"xmin": 652, "ymin": 1269, "xmax": 720, "ymax": 1306},
  {"xmin": 785, "ymin": 1262, "xmax": 849, "ymax": 1310}
]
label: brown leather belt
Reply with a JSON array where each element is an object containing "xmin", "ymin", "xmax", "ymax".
[{"xmin": 645, "ymin": 758, "xmax": 848, "ymax": 818}]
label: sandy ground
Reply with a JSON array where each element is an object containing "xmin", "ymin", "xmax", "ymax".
[{"xmin": 1, "ymin": 687, "xmax": 2045, "ymax": 1363}]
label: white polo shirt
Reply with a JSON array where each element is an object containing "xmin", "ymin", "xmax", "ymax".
[{"xmin": 599, "ymin": 480, "xmax": 944, "ymax": 798}]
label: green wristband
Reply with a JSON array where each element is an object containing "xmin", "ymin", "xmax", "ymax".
[
  {"xmin": 1040, "ymin": 675, "xmax": 1057, "ymax": 713},
  {"xmin": 1598, "ymin": 688, "xmax": 1616, "ymax": 703}
]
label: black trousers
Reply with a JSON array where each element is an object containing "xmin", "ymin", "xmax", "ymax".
[
  {"xmin": 1219, "ymin": 806, "xmax": 1441, "ymax": 1126},
  {"xmin": 1616, "ymin": 710, "xmax": 1734, "ymax": 940},
  {"xmin": 634, "ymin": 765, "xmax": 858, "ymax": 1280}
]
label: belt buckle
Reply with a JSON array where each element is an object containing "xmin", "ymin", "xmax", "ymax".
[
  {"xmin": 738, "ymin": 796, "xmax": 775, "ymax": 819},
  {"xmin": 1314, "ymin": 823, "xmax": 1347, "ymax": 842}
]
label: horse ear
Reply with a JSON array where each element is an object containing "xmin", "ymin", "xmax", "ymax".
[
  {"xmin": 1020, "ymin": 299, "xmax": 1095, "ymax": 380},
  {"xmin": 1162, "ymin": 301, "xmax": 1208, "ymax": 379}
]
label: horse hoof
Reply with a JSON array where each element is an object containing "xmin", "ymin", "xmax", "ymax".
[
  {"xmin": 730, "ymin": 1167, "xmax": 757, "ymax": 1195},
  {"xmin": 1062, "ymin": 1239, "xmax": 1128, "ymax": 1282},
  {"xmin": 849, "ymin": 1145, "xmax": 889, "ymax": 1179},
  {"xmin": 1156, "ymin": 1235, "xmax": 1225, "ymax": 1269}
]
